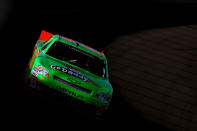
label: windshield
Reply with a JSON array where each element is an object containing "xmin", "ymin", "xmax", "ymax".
[{"xmin": 46, "ymin": 41, "xmax": 106, "ymax": 78}]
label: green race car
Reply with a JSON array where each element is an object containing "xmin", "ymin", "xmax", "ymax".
[{"xmin": 25, "ymin": 30, "xmax": 113, "ymax": 116}]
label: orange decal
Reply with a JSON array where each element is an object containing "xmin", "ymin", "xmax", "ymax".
[
  {"xmin": 28, "ymin": 50, "xmax": 39, "ymax": 71},
  {"xmin": 101, "ymin": 50, "xmax": 105, "ymax": 60},
  {"xmin": 38, "ymin": 77, "xmax": 44, "ymax": 82}
]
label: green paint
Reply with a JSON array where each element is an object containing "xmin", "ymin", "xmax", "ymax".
[{"xmin": 26, "ymin": 34, "xmax": 113, "ymax": 110}]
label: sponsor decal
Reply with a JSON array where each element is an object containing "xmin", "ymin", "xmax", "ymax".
[
  {"xmin": 32, "ymin": 65, "xmax": 39, "ymax": 76},
  {"xmin": 32, "ymin": 72, "xmax": 37, "ymax": 77},
  {"xmin": 56, "ymin": 85, "xmax": 83, "ymax": 99},
  {"xmin": 33, "ymin": 65, "xmax": 40, "ymax": 72},
  {"xmin": 50, "ymin": 65, "xmax": 88, "ymax": 81},
  {"xmin": 67, "ymin": 77, "xmax": 81, "ymax": 85}
]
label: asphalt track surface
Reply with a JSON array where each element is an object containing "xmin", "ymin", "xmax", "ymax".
[
  {"xmin": 2, "ymin": 2, "xmax": 197, "ymax": 131},
  {"xmin": 105, "ymin": 25, "xmax": 197, "ymax": 131}
]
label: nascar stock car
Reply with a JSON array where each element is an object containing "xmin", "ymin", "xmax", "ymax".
[{"xmin": 24, "ymin": 30, "xmax": 113, "ymax": 116}]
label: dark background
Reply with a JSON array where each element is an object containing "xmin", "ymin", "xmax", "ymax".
[{"xmin": 1, "ymin": 0, "xmax": 197, "ymax": 130}]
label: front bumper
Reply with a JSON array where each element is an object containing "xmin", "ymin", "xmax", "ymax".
[{"xmin": 26, "ymin": 72, "xmax": 110, "ymax": 112}]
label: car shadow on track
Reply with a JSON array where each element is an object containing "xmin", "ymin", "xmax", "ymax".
[{"xmin": 19, "ymin": 79, "xmax": 171, "ymax": 130}]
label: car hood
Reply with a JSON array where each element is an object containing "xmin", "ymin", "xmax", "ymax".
[{"xmin": 37, "ymin": 53, "xmax": 112, "ymax": 93}]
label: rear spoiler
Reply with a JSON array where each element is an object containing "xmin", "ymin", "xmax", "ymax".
[
  {"xmin": 39, "ymin": 30, "xmax": 53, "ymax": 42},
  {"xmin": 38, "ymin": 30, "xmax": 105, "ymax": 59}
]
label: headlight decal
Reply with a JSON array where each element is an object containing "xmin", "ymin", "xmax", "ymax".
[{"xmin": 95, "ymin": 93, "xmax": 111, "ymax": 102}]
